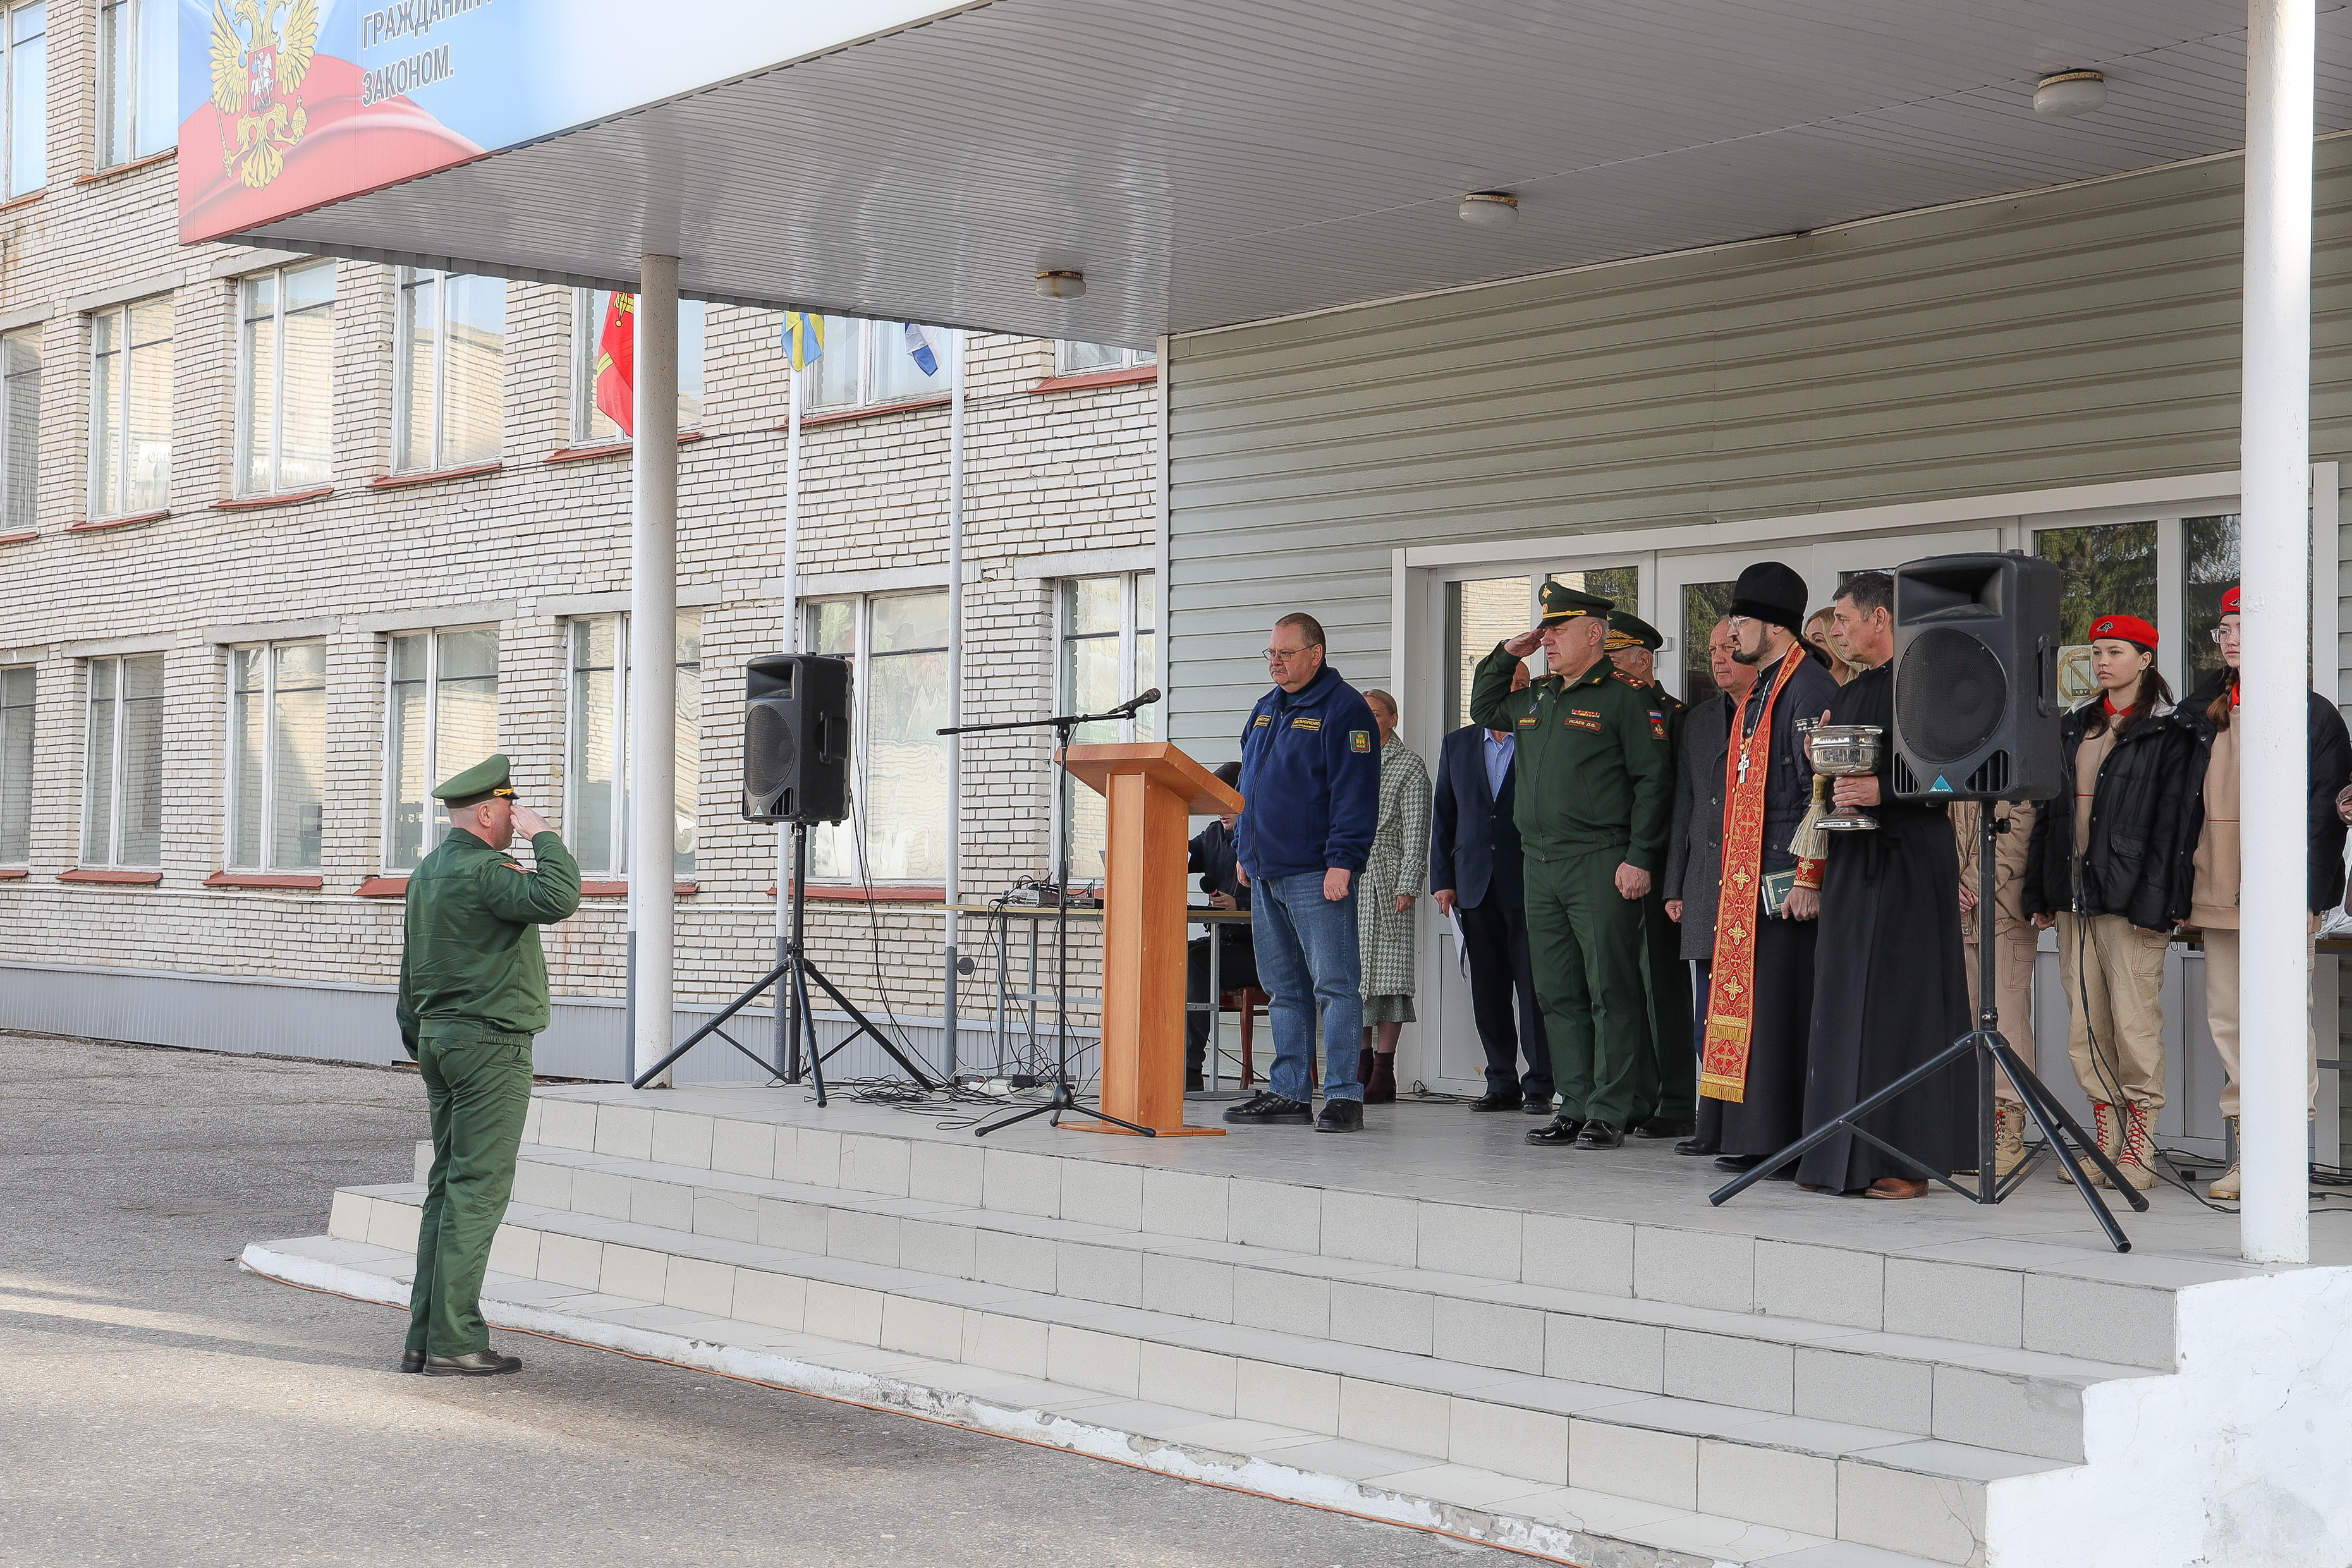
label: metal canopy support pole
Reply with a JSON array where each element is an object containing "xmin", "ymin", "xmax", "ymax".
[
  {"xmin": 779, "ymin": 321, "xmax": 805, "ymax": 1078},
  {"xmin": 631, "ymin": 253, "xmax": 680, "ymax": 1086},
  {"xmin": 2239, "ymin": 0, "xmax": 2316, "ymax": 1265},
  {"xmin": 944, "ymin": 330, "xmax": 967, "ymax": 1077}
]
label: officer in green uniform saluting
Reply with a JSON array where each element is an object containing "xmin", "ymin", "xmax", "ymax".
[
  {"xmin": 1605, "ymin": 610, "xmax": 1695, "ymax": 1140},
  {"xmin": 1470, "ymin": 584, "xmax": 1672, "ymax": 1149},
  {"xmin": 396, "ymin": 755, "xmax": 581, "ymax": 1376}
]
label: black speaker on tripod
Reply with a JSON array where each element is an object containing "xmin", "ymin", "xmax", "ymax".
[
  {"xmin": 743, "ymin": 653, "xmax": 851, "ymax": 824},
  {"xmin": 1889, "ymin": 552, "xmax": 2064, "ymax": 803}
]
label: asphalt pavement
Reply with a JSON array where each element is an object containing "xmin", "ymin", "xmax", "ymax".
[{"xmin": 0, "ymin": 1030, "xmax": 1513, "ymax": 1567}]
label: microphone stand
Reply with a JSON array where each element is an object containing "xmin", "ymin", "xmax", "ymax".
[{"xmin": 938, "ymin": 691, "xmax": 1162, "ymax": 1138}]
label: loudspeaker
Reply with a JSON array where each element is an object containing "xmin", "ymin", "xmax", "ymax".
[
  {"xmin": 743, "ymin": 654, "xmax": 852, "ymax": 823},
  {"xmin": 1889, "ymin": 552, "xmax": 2063, "ymax": 802}
]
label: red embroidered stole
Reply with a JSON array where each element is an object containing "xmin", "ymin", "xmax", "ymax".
[{"xmin": 1699, "ymin": 653, "xmax": 1804, "ymax": 1103}]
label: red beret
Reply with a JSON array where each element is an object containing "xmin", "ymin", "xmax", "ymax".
[
  {"xmin": 2088, "ymin": 613, "xmax": 2159, "ymax": 648},
  {"xmin": 2221, "ymin": 585, "xmax": 2241, "ymax": 616}
]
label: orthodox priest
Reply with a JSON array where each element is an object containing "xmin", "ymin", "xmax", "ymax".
[
  {"xmin": 1797, "ymin": 571, "xmax": 1974, "ymax": 1198},
  {"xmin": 1694, "ymin": 564, "xmax": 1839, "ymax": 1170}
]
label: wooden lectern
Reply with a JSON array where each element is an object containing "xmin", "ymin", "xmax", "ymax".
[{"xmin": 1058, "ymin": 743, "xmax": 1243, "ymax": 1136}]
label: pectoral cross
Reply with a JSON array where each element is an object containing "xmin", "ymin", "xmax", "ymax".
[{"xmin": 1738, "ymin": 744, "xmax": 1753, "ymax": 784}]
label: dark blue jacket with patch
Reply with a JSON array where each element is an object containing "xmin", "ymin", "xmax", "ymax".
[{"xmin": 1235, "ymin": 664, "xmax": 1382, "ymax": 880}]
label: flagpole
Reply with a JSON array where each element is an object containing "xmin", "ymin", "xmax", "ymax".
[{"xmin": 943, "ymin": 329, "xmax": 966, "ymax": 1078}]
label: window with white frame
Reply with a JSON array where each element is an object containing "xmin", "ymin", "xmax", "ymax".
[
  {"xmin": 1059, "ymin": 572, "xmax": 1156, "ymax": 877},
  {"xmin": 804, "ymin": 593, "xmax": 948, "ymax": 881},
  {"xmin": 82, "ymin": 652, "xmax": 161, "ymax": 867},
  {"xmin": 237, "ymin": 260, "xmax": 335, "ymax": 496},
  {"xmin": 573, "ymin": 289, "xmax": 707, "ymax": 444},
  {"xmin": 395, "ymin": 269, "xmax": 506, "ymax": 472},
  {"xmin": 95, "ymin": 0, "xmax": 170, "ymax": 167},
  {"xmin": 0, "ymin": 663, "xmax": 31, "ymax": 865},
  {"xmin": 1056, "ymin": 340, "xmax": 1155, "ymax": 376},
  {"xmin": 805, "ymin": 316, "xmax": 946, "ymax": 411},
  {"xmin": 90, "ymin": 295, "xmax": 171, "ymax": 520},
  {"xmin": 5, "ymin": 2, "xmax": 46, "ymax": 197},
  {"xmin": 1, "ymin": 324, "xmax": 37, "ymax": 532},
  {"xmin": 383, "ymin": 628, "xmax": 499, "ymax": 872},
  {"xmin": 226, "ymin": 643, "xmax": 326, "ymax": 872},
  {"xmin": 564, "ymin": 612, "xmax": 701, "ymax": 878}
]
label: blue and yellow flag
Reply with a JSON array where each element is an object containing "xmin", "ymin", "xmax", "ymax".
[{"xmin": 783, "ymin": 311, "xmax": 824, "ymax": 370}]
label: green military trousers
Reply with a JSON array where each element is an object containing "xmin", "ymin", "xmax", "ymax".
[
  {"xmin": 1639, "ymin": 892, "xmax": 1696, "ymax": 1126},
  {"xmin": 406, "ymin": 1022, "xmax": 535, "ymax": 1358},
  {"xmin": 1523, "ymin": 848, "xmax": 1660, "ymax": 1131}
]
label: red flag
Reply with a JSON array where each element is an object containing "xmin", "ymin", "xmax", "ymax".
[{"xmin": 594, "ymin": 293, "xmax": 635, "ymax": 436}]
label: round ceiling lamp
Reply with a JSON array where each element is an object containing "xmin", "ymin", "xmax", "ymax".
[
  {"xmin": 1458, "ymin": 191, "xmax": 1520, "ymax": 229},
  {"xmin": 2033, "ymin": 70, "xmax": 2106, "ymax": 118},
  {"xmin": 1036, "ymin": 270, "xmax": 1086, "ymax": 300}
]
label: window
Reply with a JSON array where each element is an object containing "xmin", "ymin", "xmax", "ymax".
[
  {"xmin": 237, "ymin": 262, "xmax": 335, "ymax": 496},
  {"xmin": 1444, "ymin": 578, "xmax": 1532, "ymax": 730},
  {"xmin": 5, "ymin": 2, "xmax": 45, "ymax": 196},
  {"xmin": 805, "ymin": 593, "xmax": 948, "ymax": 881},
  {"xmin": 81, "ymin": 652, "xmax": 161, "ymax": 867},
  {"xmin": 226, "ymin": 643, "xmax": 325, "ymax": 872},
  {"xmin": 395, "ymin": 269, "xmax": 505, "ymax": 472},
  {"xmin": 1, "ymin": 324, "xmax": 36, "ymax": 531},
  {"xmin": 573, "ymin": 289, "xmax": 706, "ymax": 444},
  {"xmin": 564, "ymin": 613, "xmax": 700, "ymax": 878},
  {"xmin": 0, "ymin": 664, "xmax": 30, "ymax": 864},
  {"xmin": 1056, "ymin": 341, "xmax": 1155, "ymax": 375},
  {"xmin": 2183, "ymin": 513, "xmax": 2241, "ymax": 690},
  {"xmin": 90, "ymin": 296, "xmax": 170, "ymax": 519},
  {"xmin": 95, "ymin": 0, "xmax": 169, "ymax": 167},
  {"xmin": 805, "ymin": 317, "xmax": 946, "ymax": 411},
  {"xmin": 1678, "ymin": 580, "xmax": 1738, "ymax": 704},
  {"xmin": 1059, "ymin": 573, "xmax": 1156, "ymax": 877},
  {"xmin": 384, "ymin": 628, "xmax": 499, "ymax": 872},
  {"xmin": 2034, "ymin": 521, "xmax": 2157, "ymax": 704}
]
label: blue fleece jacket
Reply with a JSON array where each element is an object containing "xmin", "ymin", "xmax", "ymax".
[{"xmin": 1235, "ymin": 664, "xmax": 1381, "ymax": 880}]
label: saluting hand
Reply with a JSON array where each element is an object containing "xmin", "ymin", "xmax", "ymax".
[
  {"xmin": 511, "ymin": 803, "xmax": 554, "ymax": 838},
  {"xmin": 1503, "ymin": 629, "xmax": 1544, "ymax": 659}
]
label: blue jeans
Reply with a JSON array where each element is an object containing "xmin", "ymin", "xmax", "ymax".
[{"xmin": 1250, "ymin": 870, "xmax": 1364, "ymax": 1104}]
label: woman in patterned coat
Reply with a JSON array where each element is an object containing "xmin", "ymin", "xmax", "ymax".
[{"xmin": 1357, "ymin": 690, "xmax": 1430, "ymax": 1103}]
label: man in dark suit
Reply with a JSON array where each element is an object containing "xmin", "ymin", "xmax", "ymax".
[
  {"xmin": 1432, "ymin": 660, "xmax": 1552, "ymax": 1113},
  {"xmin": 1185, "ymin": 760, "xmax": 1256, "ymax": 1090},
  {"xmin": 1662, "ymin": 619, "xmax": 1753, "ymax": 1154}
]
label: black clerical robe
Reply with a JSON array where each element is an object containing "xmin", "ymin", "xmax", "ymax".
[{"xmin": 1796, "ymin": 662, "xmax": 1975, "ymax": 1191}]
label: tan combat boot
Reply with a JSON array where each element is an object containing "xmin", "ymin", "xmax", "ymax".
[
  {"xmin": 1993, "ymin": 1102, "xmax": 2028, "ymax": 1179},
  {"xmin": 2210, "ymin": 1116, "xmax": 2241, "ymax": 1200},
  {"xmin": 2110, "ymin": 1102, "xmax": 2160, "ymax": 1192},
  {"xmin": 2056, "ymin": 1101, "xmax": 2121, "ymax": 1184}
]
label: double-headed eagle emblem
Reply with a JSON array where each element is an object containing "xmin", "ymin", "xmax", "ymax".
[{"xmin": 209, "ymin": 0, "xmax": 319, "ymax": 190}]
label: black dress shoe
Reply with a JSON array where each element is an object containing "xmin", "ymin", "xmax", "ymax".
[
  {"xmin": 1674, "ymin": 1138, "xmax": 1721, "ymax": 1157},
  {"xmin": 1713, "ymin": 1153, "xmax": 1762, "ymax": 1174},
  {"xmin": 1223, "ymin": 1090, "xmax": 1313, "ymax": 1125},
  {"xmin": 1525, "ymin": 1115, "xmax": 1585, "ymax": 1145},
  {"xmin": 1521, "ymin": 1097, "xmax": 1556, "ymax": 1115},
  {"xmin": 1575, "ymin": 1121, "xmax": 1626, "ymax": 1149},
  {"xmin": 1633, "ymin": 1119, "xmax": 1697, "ymax": 1140},
  {"xmin": 422, "ymin": 1349, "xmax": 522, "ymax": 1377},
  {"xmin": 1467, "ymin": 1092, "xmax": 1524, "ymax": 1113},
  {"xmin": 399, "ymin": 1348, "xmax": 425, "ymax": 1374},
  {"xmin": 1315, "ymin": 1098, "xmax": 1363, "ymax": 1133}
]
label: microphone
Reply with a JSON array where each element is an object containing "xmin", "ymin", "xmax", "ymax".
[{"xmin": 1107, "ymin": 688, "xmax": 1162, "ymax": 717}]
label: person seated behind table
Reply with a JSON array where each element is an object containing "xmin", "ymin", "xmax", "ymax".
[{"xmin": 1185, "ymin": 760, "xmax": 1256, "ymax": 1091}]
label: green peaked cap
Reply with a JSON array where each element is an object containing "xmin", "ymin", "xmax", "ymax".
[
  {"xmin": 1605, "ymin": 609, "xmax": 1664, "ymax": 650},
  {"xmin": 1539, "ymin": 579, "xmax": 1613, "ymax": 624},
  {"xmin": 436, "ymin": 753, "xmax": 516, "ymax": 808}
]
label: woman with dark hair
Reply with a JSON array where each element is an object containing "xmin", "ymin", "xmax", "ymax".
[
  {"xmin": 2169, "ymin": 586, "xmax": 2352, "ymax": 1200},
  {"xmin": 2023, "ymin": 613, "xmax": 2186, "ymax": 1193}
]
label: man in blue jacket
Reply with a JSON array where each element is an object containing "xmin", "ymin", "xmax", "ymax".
[{"xmin": 1226, "ymin": 612, "xmax": 1382, "ymax": 1133}]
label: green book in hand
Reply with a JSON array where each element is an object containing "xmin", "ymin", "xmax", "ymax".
[{"xmin": 1760, "ymin": 868, "xmax": 1796, "ymax": 919}]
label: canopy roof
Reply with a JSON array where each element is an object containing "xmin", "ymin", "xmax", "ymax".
[{"xmin": 208, "ymin": 1, "xmax": 2352, "ymax": 346}]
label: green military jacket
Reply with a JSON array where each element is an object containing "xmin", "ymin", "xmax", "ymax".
[
  {"xmin": 396, "ymin": 829, "xmax": 583, "ymax": 1055},
  {"xmin": 1469, "ymin": 643, "xmax": 1673, "ymax": 870},
  {"xmin": 1629, "ymin": 674, "xmax": 1687, "ymax": 758}
]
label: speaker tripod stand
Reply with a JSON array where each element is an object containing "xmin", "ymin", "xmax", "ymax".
[
  {"xmin": 1709, "ymin": 806, "xmax": 2147, "ymax": 1251},
  {"xmin": 630, "ymin": 820, "xmax": 937, "ymax": 1098}
]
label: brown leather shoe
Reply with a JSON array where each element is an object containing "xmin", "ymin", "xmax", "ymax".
[
  {"xmin": 422, "ymin": 1349, "xmax": 523, "ymax": 1376},
  {"xmin": 1864, "ymin": 1177, "xmax": 1929, "ymax": 1200}
]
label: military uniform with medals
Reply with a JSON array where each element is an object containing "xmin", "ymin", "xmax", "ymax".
[
  {"xmin": 1606, "ymin": 611, "xmax": 1694, "ymax": 1135},
  {"xmin": 1470, "ymin": 584, "xmax": 1674, "ymax": 1145}
]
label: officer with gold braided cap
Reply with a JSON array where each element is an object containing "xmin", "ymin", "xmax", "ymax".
[
  {"xmin": 394, "ymin": 755, "xmax": 581, "ymax": 1376},
  {"xmin": 1603, "ymin": 609, "xmax": 1697, "ymax": 1138},
  {"xmin": 1471, "ymin": 583, "xmax": 1673, "ymax": 1148}
]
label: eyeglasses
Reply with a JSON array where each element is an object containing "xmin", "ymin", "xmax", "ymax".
[
  {"xmin": 2209, "ymin": 626, "xmax": 2239, "ymax": 643},
  {"xmin": 1262, "ymin": 646, "xmax": 1315, "ymax": 662}
]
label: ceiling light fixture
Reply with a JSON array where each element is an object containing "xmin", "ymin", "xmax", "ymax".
[
  {"xmin": 1036, "ymin": 270, "xmax": 1086, "ymax": 300},
  {"xmin": 1458, "ymin": 191, "xmax": 1519, "ymax": 229},
  {"xmin": 2033, "ymin": 70, "xmax": 2106, "ymax": 118}
]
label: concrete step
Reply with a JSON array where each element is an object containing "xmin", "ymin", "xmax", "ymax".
[
  {"xmin": 515, "ymin": 1091, "xmax": 2185, "ymax": 1375},
  {"xmin": 339, "ymin": 1179, "xmax": 2056, "ymax": 1567},
  {"xmin": 251, "ymin": 1229, "xmax": 1971, "ymax": 1568},
  {"xmin": 449, "ymin": 1139, "xmax": 2149, "ymax": 1466}
]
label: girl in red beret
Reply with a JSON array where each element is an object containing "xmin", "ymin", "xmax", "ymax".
[{"xmin": 2023, "ymin": 612, "xmax": 2188, "ymax": 1191}]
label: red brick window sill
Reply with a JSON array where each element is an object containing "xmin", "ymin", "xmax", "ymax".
[
  {"xmin": 76, "ymin": 149, "xmax": 174, "ymax": 185},
  {"xmin": 579, "ymin": 880, "xmax": 701, "ymax": 898},
  {"xmin": 204, "ymin": 871, "xmax": 325, "ymax": 890},
  {"xmin": 70, "ymin": 510, "xmax": 169, "ymax": 533},
  {"xmin": 1030, "ymin": 365, "xmax": 1158, "ymax": 394},
  {"xmin": 0, "ymin": 188, "xmax": 44, "ymax": 214},
  {"xmin": 783, "ymin": 396, "xmax": 950, "ymax": 432},
  {"xmin": 211, "ymin": 487, "xmax": 334, "ymax": 513},
  {"xmin": 0, "ymin": 529, "xmax": 34, "ymax": 545},
  {"xmin": 544, "ymin": 432, "xmax": 706, "ymax": 464},
  {"xmin": 0, "ymin": 866, "xmax": 27, "ymax": 879},
  {"xmin": 356, "ymin": 876, "xmax": 410, "ymax": 898},
  {"xmin": 767, "ymin": 882, "xmax": 946, "ymax": 903},
  {"xmin": 368, "ymin": 462, "xmax": 503, "ymax": 491},
  {"xmin": 58, "ymin": 868, "xmax": 162, "ymax": 884}
]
